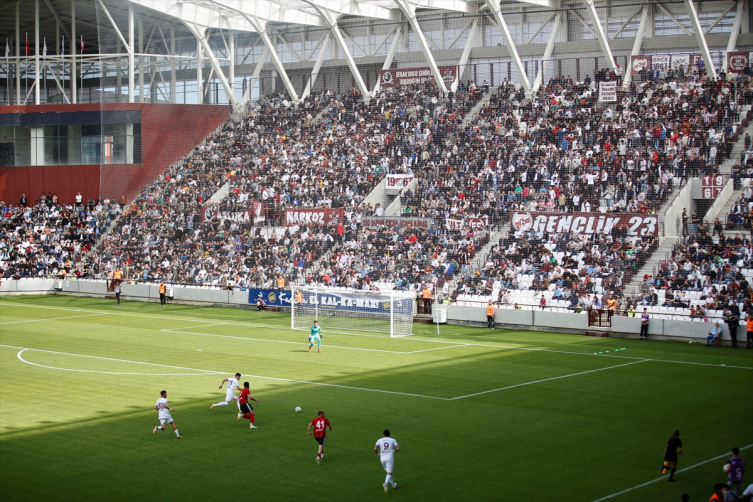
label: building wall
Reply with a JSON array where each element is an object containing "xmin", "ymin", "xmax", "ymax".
[{"xmin": 0, "ymin": 103, "xmax": 230, "ymax": 206}]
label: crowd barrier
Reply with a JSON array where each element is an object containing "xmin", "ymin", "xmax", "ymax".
[{"xmin": 0, "ymin": 279, "xmax": 745, "ymax": 343}]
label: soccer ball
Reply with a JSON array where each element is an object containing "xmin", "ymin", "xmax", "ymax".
[{"xmin": 295, "ymin": 407, "xmax": 302, "ymax": 413}]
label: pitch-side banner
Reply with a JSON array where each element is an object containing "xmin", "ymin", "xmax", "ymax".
[
  {"xmin": 361, "ymin": 216, "xmax": 434, "ymax": 229},
  {"xmin": 248, "ymin": 288, "xmax": 292, "ymax": 306},
  {"xmin": 379, "ymin": 66, "xmax": 457, "ymax": 88},
  {"xmin": 728, "ymin": 52, "xmax": 749, "ymax": 74},
  {"xmin": 385, "ymin": 174, "xmax": 415, "ymax": 194},
  {"xmin": 511, "ymin": 212, "xmax": 658, "ymax": 237},
  {"xmin": 630, "ymin": 55, "xmax": 651, "ymax": 75},
  {"xmin": 598, "ymin": 81, "xmax": 617, "ymax": 102},
  {"xmin": 285, "ymin": 207, "xmax": 344, "ymax": 227}
]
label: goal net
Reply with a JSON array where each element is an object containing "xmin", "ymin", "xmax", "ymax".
[{"xmin": 291, "ymin": 286, "xmax": 414, "ymax": 337}]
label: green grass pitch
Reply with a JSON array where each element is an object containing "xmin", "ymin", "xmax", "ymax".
[{"xmin": 1, "ymin": 295, "xmax": 751, "ymax": 502}]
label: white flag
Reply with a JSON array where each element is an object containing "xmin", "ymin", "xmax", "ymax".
[
  {"xmin": 43, "ymin": 37, "xmax": 47, "ymax": 57},
  {"xmin": 61, "ymin": 36, "xmax": 64, "ymax": 56}
]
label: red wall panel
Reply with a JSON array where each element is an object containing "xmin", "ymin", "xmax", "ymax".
[{"xmin": 1, "ymin": 103, "xmax": 231, "ymax": 206}]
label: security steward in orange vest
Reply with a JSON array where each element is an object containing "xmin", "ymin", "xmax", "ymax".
[
  {"xmin": 747, "ymin": 316, "xmax": 753, "ymax": 349},
  {"xmin": 159, "ymin": 282, "xmax": 167, "ymax": 306},
  {"xmin": 422, "ymin": 285, "xmax": 432, "ymax": 314},
  {"xmin": 486, "ymin": 301, "xmax": 497, "ymax": 329}
]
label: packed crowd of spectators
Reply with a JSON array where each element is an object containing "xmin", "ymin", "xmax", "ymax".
[
  {"xmin": 0, "ymin": 194, "xmax": 121, "ymax": 279},
  {"xmin": 2, "ymin": 60, "xmax": 752, "ymax": 314}
]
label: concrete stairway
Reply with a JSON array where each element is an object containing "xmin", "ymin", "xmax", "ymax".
[
  {"xmin": 622, "ymin": 241, "xmax": 676, "ymax": 298},
  {"xmin": 460, "ymin": 91, "xmax": 495, "ymax": 128}
]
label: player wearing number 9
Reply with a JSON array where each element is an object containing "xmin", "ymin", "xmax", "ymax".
[{"xmin": 375, "ymin": 430, "xmax": 400, "ymax": 492}]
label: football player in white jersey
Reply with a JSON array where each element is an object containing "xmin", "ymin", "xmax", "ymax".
[
  {"xmin": 152, "ymin": 390, "xmax": 182, "ymax": 438},
  {"xmin": 374, "ymin": 430, "xmax": 399, "ymax": 492},
  {"xmin": 210, "ymin": 373, "xmax": 242, "ymax": 410}
]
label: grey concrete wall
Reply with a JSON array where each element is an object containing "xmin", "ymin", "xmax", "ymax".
[
  {"xmin": 449, "ymin": 305, "xmax": 747, "ymax": 344},
  {"xmin": 0, "ymin": 279, "xmax": 55, "ymax": 294}
]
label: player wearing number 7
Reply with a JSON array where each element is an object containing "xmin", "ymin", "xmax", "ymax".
[
  {"xmin": 308, "ymin": 320, "xmax": 322, "ymax": 353},
  {"xmin": 375, "ymin": 430, "xmax": 399, "ymax": 492},
  {"xmin": 210, "ymin": 373, "xmax": 242, "ymax": 410}
]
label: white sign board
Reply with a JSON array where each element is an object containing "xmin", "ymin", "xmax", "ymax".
[
  {"xmin": 651, "ymin": 54, "xmax": 671, "ymax": 69},
  {"xmin": 598, "ymin": 81, "xmax": 617, "ymax": 102},
  {"xmin": 671, "ymin": 54, "xmax": 690, "ymax": 68},
  {"xmin": 385, "ymin": 174, "xmax": 415, "ymax": 195}
]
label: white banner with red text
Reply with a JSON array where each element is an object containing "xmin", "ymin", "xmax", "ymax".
[
  {"xmin": 285, "ymin": 207, "xmax": 344, "ymax": 227},
  {"xmin": 511, "ymin": 212, "xmax": 657, "ymax": 236}
]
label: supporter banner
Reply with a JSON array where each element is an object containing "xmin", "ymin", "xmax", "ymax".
[
  {"xmin": 446, "ymin": 218, "xmax": 463, "ymax": 231},
  {"xmin": 727, "ymin": 52, "xmax": 749, "ymax": 74},
  {"xmin": 598, "ymin": 81, "xmax": 617, "ymax": 102},
  {"xmin": 651, "ymin": 54, "xmax": 671, "ymax": 69},
  {"xmin": 630, "ymin": 55, "xmax": 651, "ymax": 75},
  {"xmin": 671, "ymin": 54, "xmax": 690, "ymax": 68},
  {"xmin": 379, "ymin": 66, "xmax": 457, "ymax": 88},
  {"xmin": 385, "ymin": 174, "xmax": 415, "ymax": 194},
  {"xmin": 247, "ymin": 288, "xmax": 291, "ymax": 306},
  {"xmin": 690, "ymin": 54, "xmax": 704, "ymax": 67},
  {"xmin": 511, "ymin": 212, "xmax": 658, "ymax": 237},
  {"xmin": 202, "ymin": 206, "xmax": 254, "ymax": 224},
  {"xmin": 445, "ymin": 215, "xmax": 488, "ymax": 231},
  {"xmin": 701, "ymin": 174, "xmax": 724, "ymax": 199},
  {"xmin": 285, "ymin": 207, "xmax": 344, "ymax": 227},
  {"xmin": 361, "ymin": 216, "xmax": 434, "ymax": 229}
]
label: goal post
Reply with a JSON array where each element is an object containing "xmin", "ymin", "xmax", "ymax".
[{"xmin": 291, "ymin": 286, "xmax": 414, "ymax": 337}]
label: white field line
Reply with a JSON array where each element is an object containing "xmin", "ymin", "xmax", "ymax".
[
  {"xmin": 0, "ymin": 313, "xmax": 109, "ymax": 325},
  {"xmin": 592, "ymin": 443, "xmax": 753, "ymax": 502},
  {"xmin": 161, "ymin": 323, "xmax": 226, "ymax": 330},
  {"xmin": 0, "ymin": 344, "xmax": 655, "ymax": 401},
  {"xmin": 0, "ymin": 344, "xmax": 449, "ymax": 400},
  {"xmin": 2, "ymin": 302, "xmax": 752, "ymax": 370},
  {"xmin": 406, "ymin": 344, "xmax": 472, "ymax": 354},
  {"xmin": 451, "ymin": 360, "xmax": 649, "ymax": 400},
  {"xmin": 16, "ymin": 349, "xmax": 223, "ymax": 376}
]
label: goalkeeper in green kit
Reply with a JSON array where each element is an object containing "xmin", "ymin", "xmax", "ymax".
[{"xmin": 308, "ymin": 320, "xmax": 322, "ymax": 353}]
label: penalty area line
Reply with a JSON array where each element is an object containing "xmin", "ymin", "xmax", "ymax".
[
  {"xmin": 591, "ymin": 443, "xmax": 753, "ymax": 502},
  {"xmin": 0, "ymin": 313, "xmax": 109, "ymax": 325},
  {"xmin": 450, "ymin": 360, "xmax": 649, "ymax": 400}
]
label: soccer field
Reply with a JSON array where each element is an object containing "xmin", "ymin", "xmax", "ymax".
[{"xmin": 0, "ymin": 296, "xmax": 751, "ymax": 501}]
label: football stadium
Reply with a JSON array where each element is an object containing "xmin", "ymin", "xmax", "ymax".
[{"xmin": 1, "ymin": 0, "xmax": 753, "ymax": 500}]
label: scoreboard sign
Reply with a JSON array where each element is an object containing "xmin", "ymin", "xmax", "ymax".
[{"xmin": 701, "ymin": 175, "xmax": 724, "ymax": 199}]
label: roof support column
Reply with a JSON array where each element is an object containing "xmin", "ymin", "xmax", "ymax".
[
  {"xmin": 129, "ymin": 2, "xmax": 136, "ymax": 103},
  {"xmin": 454, "ymin": 17, "xmax": 479, "ymax": 92},
  {"xmin": 229, "ymin": 30, "xmax": 235, "ymax": 95},
  {"xmin": 392, "ymin": 0, "xmax": 448, "ymax": 93},
  {"xmin": 621, "ymin": 4, "xmax": 649, "ymax": 89},
  {"xmin": 196, "ymin": 34, "xmax": 202, "ymax": 104},
  {"xmin": 184, "ymin": 22, "xmax": 238, "ymax": 108},
  {"xmin": 532, "ymin": 11, "xmax": 562, "ymax": 94},
  {"xmin": 302, "ymin": 33, "xmax": 330, "ymax": 100},
  {"xmin": 243, "ymin": 17, "xmax": 299, "ymax": 104},
  {"xmin": 241, "ymin": 44, "xmax": 270, "ymax": 106},
  {"xmin": 723, "ymin": 0, "xmax": 747, "ymax": 72},
  {"xmin": 302, "ymin": 3, "xmax": 370, "ymax": 101},
  {"xmin": 35, "ymin": 0, "xmax": 40, "ymax": 105},
  {"xmin": 583, "ymin": 0, "xmax": 615, "ymax": 70},
  {"xmin": 374, "ymin": 25, "xmax": 401, "ymax": 95},
  {"xmin": 71, "ymin": 0, "xmax": 76, "ymax": 104},
  {"xmin": 485, "ymin": 0, "xmax": 531, "ymax": 97},
  {"xmin": 684, "ymin": 0, "xmax": 717, "ymax": 80},
  {"xmin": 15, "ymin": 2, "xmax": 21, "ymax": 105}
]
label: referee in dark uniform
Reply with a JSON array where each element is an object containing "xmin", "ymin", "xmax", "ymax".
[{"xmin": 662, "ymin": 430, "xmax": 683, "ymax": 482}]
